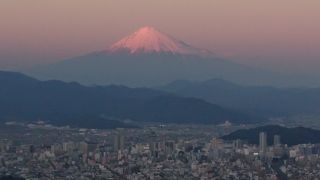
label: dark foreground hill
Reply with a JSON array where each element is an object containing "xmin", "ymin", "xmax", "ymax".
[
  {"xmin": 221, "ymin": 125, "xmax": 320, "ymax": 146},
  {"xmin": 0, "ymin": 71, "xmax": 257, "ymax": 129}
]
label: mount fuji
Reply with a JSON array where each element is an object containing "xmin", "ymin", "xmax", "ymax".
[
  {"xmin": 109, "ymin": 26, "xmax": 212, "ymax": 56},
  {"xmin": 26, "ymin": 26, "xmax": 314, "ymax": 87}
]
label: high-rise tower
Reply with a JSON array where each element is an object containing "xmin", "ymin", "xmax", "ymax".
[
  {"xmin": 259, "ymin": 132, "xmax": 267, "ymax": 154},
  {"xmin": 114, "ymin": 128, "xmax": 125, "ymax": 152},
  {"xmin": 274, "ymin": 135, "xmax": 281, "ymax": 146}
]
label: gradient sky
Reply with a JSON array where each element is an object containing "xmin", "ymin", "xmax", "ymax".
[{"xmin": 0, "ymin": 0, "xmax": 320, "ymax": 75}]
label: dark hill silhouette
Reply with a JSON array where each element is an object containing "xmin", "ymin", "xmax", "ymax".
[
  {"xmin": 221, "ymin": 125, "xmax": 320, "ymax": 146},
  {"xmin": 0, "ymin": 71, "xmax": 257, "ymax": 128}
]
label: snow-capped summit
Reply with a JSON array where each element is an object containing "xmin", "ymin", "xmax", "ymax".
[{"xmin": 109, "ymin": 26, "xmax": 212, "ymax": 56}]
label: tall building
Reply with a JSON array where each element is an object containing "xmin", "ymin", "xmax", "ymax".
[
  {"xmin": 63, "ymin": 141, "xmax": 75, "ymax": 153},
  {"xmin": 165, "ymin": 141, "xmax": 175, "ymax": 154},
  {"xmin": 274, "ymin": 135, "xmax": 281, "ymax": 146},
  {"xmin": 114, "ymin": 128, "xmax": 124, "ymax": 152},
  {"xmin": 259, "ymin": 132, "xmax": 267, "ymax": 154},
  {"xmin": 150, "ymin": 142, "xmax": 161, "ymax": 157},
  {"xmin": 79, "ymin": 141, "xmax": 88, "ymax": 154},
  {"xmin": 233, "ymin": 139, "xmax": 243, "ymax": 149}
]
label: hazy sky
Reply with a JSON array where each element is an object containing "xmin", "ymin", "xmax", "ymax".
[{"xmin": 0, "ymin": 0, "xmax": 320, "ymax": 75}]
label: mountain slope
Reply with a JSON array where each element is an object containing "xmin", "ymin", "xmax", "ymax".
[
  {"xmin": 0, "ymin": 71, "xmax": 257, "ymax": 128},
  {"xmin": 25, "ymin": 26, "xmax": 317, "ymax": 87},
  {"xmin": 158, "ymin": 79, "xmax": 320, "ymax": 116},
  {"xmin": 221, "ymin": 125, "xmax": 320, "ymax": 146}
]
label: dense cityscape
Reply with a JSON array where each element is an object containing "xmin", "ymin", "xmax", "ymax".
[{"xmin": 1, "ymin": 122, "xmax": 320, "ymax": 180}]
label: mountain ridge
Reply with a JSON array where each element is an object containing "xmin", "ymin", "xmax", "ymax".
[
  {"xmin": 158, "ymin": 79, "xmax": 320, "ymax": 116},
  {"xmin": 0, "ymin": 71, "xmax": 258, "ymax": 128}
]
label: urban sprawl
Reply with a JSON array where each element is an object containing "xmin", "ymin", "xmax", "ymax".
[{"xmin": 1, "ymin": 122, "xmax": 320, "ymax": 180}]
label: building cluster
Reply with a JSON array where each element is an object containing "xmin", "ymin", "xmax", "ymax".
[{"xmin": 1, "ymin": 124, "xmax": 320, "ymax": 179}]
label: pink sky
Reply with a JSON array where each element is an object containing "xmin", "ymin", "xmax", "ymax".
[{"xmin": 0, "ymin": 0, "xmax": 320, "ymax": 75}]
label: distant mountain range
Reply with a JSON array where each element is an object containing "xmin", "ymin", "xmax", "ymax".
[
  {"xmin": 158, "ymin": 79, "xmax": 320, "ymax": 116},
  {"xmin": 221, "ymin": 125, "xmax": 320, "ymax": 146},
  {"xmin": 0, "ymin": 71, "xmax": 257, "ymax": 129},
  {"xmin": 25, "ymin": 26, "xmax": 318, "ymax": 87}
]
